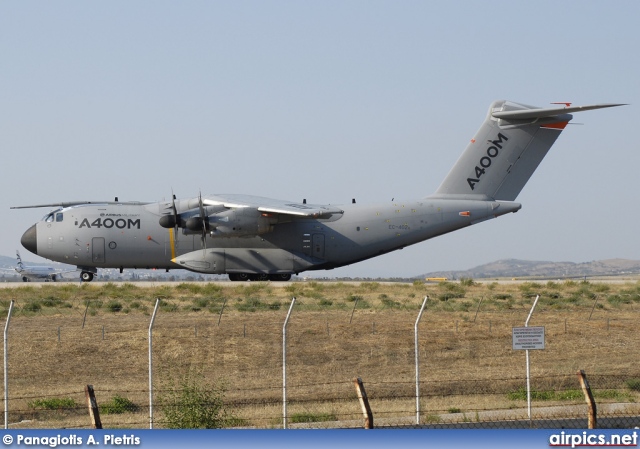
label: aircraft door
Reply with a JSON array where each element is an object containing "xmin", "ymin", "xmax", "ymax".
[
  {"xmin": 312, "ymin": 234, "xmax": 325, "ymax": 259},
  {"xmin": 92, "ymin": 237, "xmax": 106, "ymax": 264}
]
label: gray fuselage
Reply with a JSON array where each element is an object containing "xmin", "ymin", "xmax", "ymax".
[{"xmin": 22, "ymin": 199, "xmax": 519, "ymax": 275}]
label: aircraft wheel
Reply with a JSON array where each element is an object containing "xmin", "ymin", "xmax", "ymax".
[
  {"xmin": 22, "ymin": 277, "xmax": 29, "ymax": 282},
  {"xmin": 81, "ymin": 271, "xmax": 94, "ymax": 282},
  {"xmin": 249, "ymin": 273, "xmax": 269, "ymax": 281},
  {"xmin": 229, "ymin": 273, "xmax": 249, "ymax": 282},
  {"xmin": 269, "ymin": 273, "xmax": 292, "ymax": 281},
  {"xmin": 51, "ymin": 275, "xmax": 57, "ymax": 282}
]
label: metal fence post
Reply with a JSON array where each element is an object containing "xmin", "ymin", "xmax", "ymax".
[
  {"xmin": 282, "ymin": 297, "xmax": 296, "ymax": 429},
  {"xmin": 525, "ymin": 295, "xmax": 540, "ymax": 423},
  {"xmin": 4, "ymin": 300, "xmax": 14, "ymax": 430},
  {"xmin": 148, "ymin": 298, "xmax": 160, "ymax": 429},
  {"xmin": 415, "ymin": 296, "xmax": 428, "ymax": 425}
]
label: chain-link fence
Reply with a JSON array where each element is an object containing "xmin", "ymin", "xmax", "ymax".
[
  {"xmin": 7, "ymin": 375, "xmax": 640, "ymax": 429},
  {"xmin": 1, "ymin": 293, "xmax": 639, "ymax": 429}
]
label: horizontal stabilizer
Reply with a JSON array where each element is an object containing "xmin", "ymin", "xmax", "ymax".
[{"xmin": 492, "ymin": 103, "xmax": 626, "ymax": 120}]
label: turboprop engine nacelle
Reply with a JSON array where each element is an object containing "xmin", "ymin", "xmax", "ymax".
[{"xmin": 209, "ymin": 208, "xmax": 276, "ymax": 237}]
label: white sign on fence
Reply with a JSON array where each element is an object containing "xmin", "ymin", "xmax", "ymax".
[{"xmin": 512, "ymin": 326, "xmax": 545, "ymax": 350}]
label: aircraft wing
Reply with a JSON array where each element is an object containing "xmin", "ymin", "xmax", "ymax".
[
  {"xmin": 10, "ymin": 200, "xmax": 150, "ymax": 209},
  {"xmin": 202, "ymin": 194, "xmax": 344, "ymax": 217}
]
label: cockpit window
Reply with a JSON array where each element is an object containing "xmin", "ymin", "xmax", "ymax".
[{"xmin": 42, "ymin": 208, "xmax": 62, "ymax": 223}]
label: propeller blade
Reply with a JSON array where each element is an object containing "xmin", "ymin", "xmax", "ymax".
[
  {"xmin": 171, "ymin": 189, "xmax": 179, "ymax": 244},
  {"xmin": 198, "ymin": 191, "xmax": 207, "ymax": 255}
]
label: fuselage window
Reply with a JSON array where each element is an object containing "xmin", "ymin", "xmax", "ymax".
[
  {"xmin": 44, "ymin": 213, "xmax": 54, "ymax": 223},
  {"xmin": 56, "ymin": 213, "xmax": 64, "ymax": 222}
]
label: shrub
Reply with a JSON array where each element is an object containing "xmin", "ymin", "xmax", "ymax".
[
  {"xmin": 159, "ymin": 300, "xmax": 179, "ymax": 312},
  {"xmin": 381, "ymin": 297, "xmax": 401, "ymax": 308},
  {"xmin": 193, "ymin": 298, "xmax": 210, "ymax": 309},
  {"xmin": 438, "ymin": 292, "xmax": 464, "ymax": 301},
  {"xmin": 106, "ymin": 300, "xmax": 123, "ymax": 313},
  {"xmin": 493, "ymin": 294, "xmax": 512, "ymax": 300},
  {"xmin": 101, "ymin": 395, "xmax": 139, "ymax": 414},
  {"xmin": 23, "ymin": 301, "xmax": 42, "ymax": 313},
  {"xmin": 235, "ymin": 297, "xmax": 266, "ymax": 312},
  {"xmin": 41, "ymin": 297, "xmax": 63, "ymax": 307},
  {"xmin": 159, "ymin": 373, "xmax": 235, "ymax": 429}
]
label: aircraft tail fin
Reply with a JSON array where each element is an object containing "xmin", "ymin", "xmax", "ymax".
[
  {"xmin": 16, "ymin": 250, "xmax": 24, "ymax": 271},
  {"xmin": 431, "ymin": 101, "xmax": 625, "ymax": 201}
]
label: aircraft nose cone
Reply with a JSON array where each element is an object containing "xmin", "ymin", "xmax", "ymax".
[{"xmin": 21, "ymin": 224, "xmax": 38, "ymax": 255}]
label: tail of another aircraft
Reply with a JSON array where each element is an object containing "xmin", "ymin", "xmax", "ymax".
[
  {"xmin": 432, "ymin": 101, "xmax": 624, "ymax": 201},
  {"xmin": 16, "ymin": 250, "xmax": 24, "ymax": 271}
]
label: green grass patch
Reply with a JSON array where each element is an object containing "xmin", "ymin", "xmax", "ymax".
[
  {"xmin": 289, "ymin": 412, "xmax": 337, "ymax": 423},
  {"xmin": 100, "ymin": 395, "xmax": 139, "ymax": 414},
  {"xmin": 28, "ymin": 398, "xmax": 78, "ymax": 410},
  {"xmin": 234, "ymin": 297, "xmax": 270, "ymax": 312},
  {"xmin": 626, "ymin": 378, "xmax": 640, "ymax": 391},
  {"xmin": 507, "ymin": 388, "xmax": 581, "ymax": 401}
]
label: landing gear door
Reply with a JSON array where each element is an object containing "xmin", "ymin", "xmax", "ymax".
[{"xmin": 92, "ymin": 237, "xmax": 105, "ymax": 264}]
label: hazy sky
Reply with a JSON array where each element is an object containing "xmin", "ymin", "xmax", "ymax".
[{"xmin": 2, "ymin": 1, "xmax": 638, "ymax": 278}]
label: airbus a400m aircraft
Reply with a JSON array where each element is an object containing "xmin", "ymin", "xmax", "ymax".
[{"xmin": 13, "ymin": 100, "xmax": 623, "ymax": 282}]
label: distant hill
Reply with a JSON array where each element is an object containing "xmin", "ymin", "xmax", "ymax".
[
  {"xmin": 0, "ymin": 255, "xmax": 17, "ymax": 269},
  {"xmin": 0, "ymin": 254, "xmax": 71, "ymax": 270},
  {"xmin": 421, "ymin": 258, "xmax": 640, "ymax": 280}
]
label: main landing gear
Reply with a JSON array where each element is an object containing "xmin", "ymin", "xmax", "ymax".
[
  {"xmin": 80, "ymin": 271, "xmax": 94, "ymax": 282},
  {"xmin": 228, "ymin": 273, "xmax": 292, "ymax": 282}
]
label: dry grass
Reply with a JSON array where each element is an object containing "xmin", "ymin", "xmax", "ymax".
[{"xmin": 1, "ymin": 279, "xmax": 640, "ymax": 428}]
